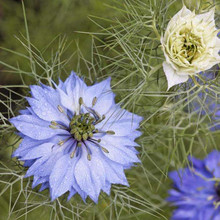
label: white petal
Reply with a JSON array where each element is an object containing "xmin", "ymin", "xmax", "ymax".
[
  {"xmin": 163, "ymin": 62, "xmax": 189, "ymax": 90},
  {"xmin": 196, "ymin": 7, "xmax": 215, "ymax": 23},
  {"xmin": 166, "ymin": 6, "xmax": 192, "ymax": 31},
  {"xmin": 179, "ymin": 5, "xmax": 192, "ymax": 17}
]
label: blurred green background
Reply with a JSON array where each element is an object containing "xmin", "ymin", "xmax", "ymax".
[{"xmin": 0, "ymin": 0, "xmax": 119, "ymax": 85}]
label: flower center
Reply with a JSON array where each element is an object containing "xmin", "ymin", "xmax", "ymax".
[
  {"xmin": 180, "ymin": 31, "xmax": 202, "ymax": 63},
  {"xmin": 50, "ymin": 97, "xmax": 115, "ymax": 160},
  {"xmin": 170, "ymin": 28, "xmax": 204, "ymax": 66},
  {"xmin": 69, "ymin": 113, "xmax": 95, "ymax": 141}
]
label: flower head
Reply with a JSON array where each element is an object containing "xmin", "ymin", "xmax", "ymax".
[
  {"xmin": 10, "ymin": 72, "xmax": 142, "ymax": 202},
  {"xmin": 168, "ymin": 151, "xmax": 220, "ymax": 219},
  {"xmin": 161, "ymin": 6, "xmax": 220, "ymax": 89}
]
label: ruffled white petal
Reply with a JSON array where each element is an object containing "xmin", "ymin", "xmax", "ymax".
[{"xmin": 163, "ymin": 62, "xmax": 189, "ymax": 90}]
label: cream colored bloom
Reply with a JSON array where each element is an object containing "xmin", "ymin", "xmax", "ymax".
[{"xmin": 161, "ymin": 6, "xmax": 220, "ymax": 90}]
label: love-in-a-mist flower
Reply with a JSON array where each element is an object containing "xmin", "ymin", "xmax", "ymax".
[
  {"xmin": 168, "ymin": 151, "xmax": 220, "ymax": 220},
  {"xmin": 161, "ymin": 6, "xmax": 220, "ymax": 90},
  {"xmin": 10, "ymin": 72, "xmax": 142, "ymax": 203}
]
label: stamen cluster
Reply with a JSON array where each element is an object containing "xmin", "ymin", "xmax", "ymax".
[
  {"xmin": 172, "ymin": 29, "xmax": 204, "ymax": 64},
  {"xmin": 69, "ymin": 113, "xmax": 95, "ymax": 141}
]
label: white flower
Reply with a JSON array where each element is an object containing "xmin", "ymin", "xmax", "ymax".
[{"xmin": 161, "ymin": 6, "xmax": 220, "ymax": 90}]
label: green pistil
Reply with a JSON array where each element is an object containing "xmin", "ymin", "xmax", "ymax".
[
  {"xmin": 181, "ymin": 32, "xmax": 202, "ymax": 63},
  {"xmin": 69, "ymin": 114, "xmax": 95, "ymax": 141},
  {"xmin": 53, "ymin": 97, "xmax": 115, "ymax": 161},
  {"xmin": 171, "ymin": 28, "xmax": 204, "ymax": 65}
]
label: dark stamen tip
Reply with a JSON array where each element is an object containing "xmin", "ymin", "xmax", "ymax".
[
  {"xmin": 89, "ymin": 133, "xmax": 93, "ymax": 138},
  {"xmin": 87, "ymin": 154, "xmax": 91, "ymax": 161},
  {"xmin": 102, "ymin": 147, "xmax": 109, "ymax": 153},
  {"xmin": 92, "ymin": 97, "xmax": 97, "ymax": 106},
  {"xmin": 51, "ymin": 121, "xmax": 58, "ymax": 126},
  {"xmin": 70, "ymin": 151, "xmax": 75, "ymax": 158},
  {"xmin": 79, "ymin": 97, "xmax": 83, "ymax": 105},
  {"xmin": 94, "ymin": 129, "xmax": 99, "ymax": 133},
  {"xmin": 57, "ymin": 105, "xmax": 64, "ymax": 113},
  {"xmin": 49, "ymin": 125, "xmax": 57, "ymax": 129},
  {"xmin": 107, "ymin": 130, "xmax": 115, "ymax": 135},
  {"xmin": 58, "ymin": 141, "xmax": 64, "ymax": 146}
]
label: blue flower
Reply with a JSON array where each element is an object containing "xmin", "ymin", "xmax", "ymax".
[
  {"xmin": 10, "ymin": 71, "xmax": 142, "ymax": 203},
  {"xmin": 168, "ymin": 151, "xmax": 220, "ymax": 220}
]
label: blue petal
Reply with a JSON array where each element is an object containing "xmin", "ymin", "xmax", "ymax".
[
  {"xmin": 128, "ymin": 130, "xmax": 142, "ymax": 141},
  {"xmin": 39, "ymin": 182, "xmax": 49, "ymax": 192},
  {"xmin": 32, "ymin": 176, "xmax": 49, "ymax": 188},
  {"xmin": 49, "ymin": 154, "xmax": 79, "ymax": 201},
  {"xmin": 74, "ymin": 146, "xmax": 106, "ymax": 203},
  {"xmin": 27, "ymin": 97, "xmax": 69, "ymax": 126},
  {"xmin": 169, "ymin": 168, "xmax": 214, "ymax": 194},
  {"xmin": 95, "ymin": 138, "xmax": 140, "ymax": 166},
  {"xmin": 30, "ymin": 85, "xmax": 70, "ymax": 125},
  {"xmin": 172, "ymin": 207, "xmax": 196, "ymax": 219},
  {"xmin": 10, "ymin": 115, "xmax": 69, "ymax": 140},
  {"xmin": 57, "ymin": 71, "xmax": 87, "ymax": 114},
  {"xmin": 89, "ymin": 142, "xmax": 129, "ymax": 186},
  {"xmin": 30, "ymin": 85, "xmax": 59, "ymax": 106},
  {"xmin": 188, "ymin": 156, "xmax": 204, "ymax": 169},
  {"xmin": 93, "ymin": 92, "xmax": 115, "ymax": 115},
  {"xmin": 97, "ymin": 120, "xmax": 140, "ymax": 136},
  {"xmin": 100, "ymin": 135, "xmax": 139, "ymax": 147},
  {"xmin": 12, "ymin": 135, "xmax": 70, "ymax": 158},
  {"xmin": 25, "ymin": 148, "xmax": 64, "ymax": 177},
  {"xmin": 23, "ymin": 159, "xmax": 36, "ymax": 167},
  {"xmin": 19, "ymin": 109, "xmax": 31, "ymax": 115},
  {"xmin": 188, "ymin": 156, "xmax": 212, "ymax": 178},
  {"xmin": 101, "ymin": 159, "xmax": 129, "ymax": 186},
  {"xmin": 56, "ymin": 88, "xmax": 76, "ymax": 114},
  {"xmin": 12, "ymin": 137, "xmax": 44, "ymax": 158},
  {"xmin": 103, "ymin": 105, "xmax": 143, "ymax": 125},
  {"xmin": 197, "ymin": 207, "xmax": 216, "ymax": 220},
  {"xmin": 96, "ymin": 107, "xmax": 142, "ymax": 136},
  {"xmin": 72, "ymin": 185, "xmax": 88, "ymax": 202},
  {"xmin": 20, "ymin": 142, "xmax": 55, "ymax": 160},
  {"xmin": 213, "ymin": 209, "xmax": 220, "ymax": 220},
  {"xmin": 205, "ymin": 150, "xmax": 220, "ymax": 178},
  {"xmin": 83, "ymin": 77, "xmax": 111, "ymax": 107},
  {"xmin": 65, "ymin": 71, "xmax": 87, "ymax": 98},
  {"xmin": 102, "ymin": 181, "xmax": 111, "ymax": 195},
  {"xmin": 58, "ymin": 79, "xmax": 64, "ymax": 90},
  {"xmin": 67, "ymin": 187, "xmax": 77, "ymax": 201},
  {"xmin": 83, "ymin": 77, "xmax": 115, "ymax": 115}
]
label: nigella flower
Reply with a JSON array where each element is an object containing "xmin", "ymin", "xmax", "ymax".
[
  {"xmin": 168, "ymin": 151, "xmax": 220, "ymax": 220},
  {"xmin": 161, "ymin": 6, "xmax": 220, "ymax": 89},
  {"xmin": 10, "ymin": 72, "xmax": 142, "ymax": 202}
]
